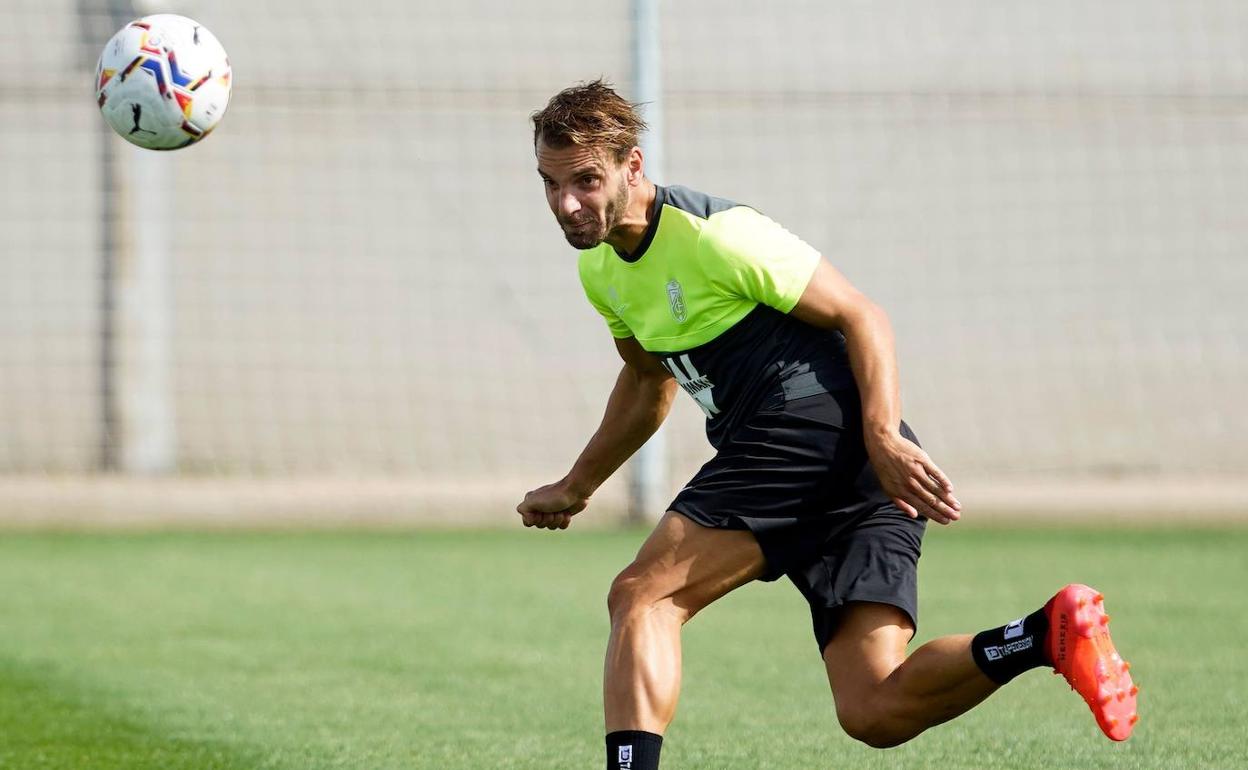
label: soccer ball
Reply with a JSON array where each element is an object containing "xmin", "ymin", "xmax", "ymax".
[{"xmin": 96, "ymin": 15, "xmax": 232, "ymax": 150}]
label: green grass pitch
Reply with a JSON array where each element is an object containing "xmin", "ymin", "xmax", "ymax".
[{"xmin": 0, "ymin": 525, "xmax": 1244, "ymax": 769}]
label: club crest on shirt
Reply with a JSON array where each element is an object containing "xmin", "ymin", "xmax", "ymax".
[
  {"xmin": 607, "ymin": 285, "xmax": 628, "ymax": 315},
  {"xmin": 666, "ymin": 279, "xmax": 687, "ymax": 323}
]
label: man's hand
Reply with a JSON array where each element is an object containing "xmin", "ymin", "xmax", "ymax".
[
  {"xmin": 866, "ymin": 431, "xmax": 962, "ymax": 525},
  {"xmin": 516, "ymin": 481, "xmax": 590, "ymax": 531}
]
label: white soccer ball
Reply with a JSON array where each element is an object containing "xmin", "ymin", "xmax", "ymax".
[{"xmin": 96, "ymin": 15, "xmax": 232, "ymax": 150}]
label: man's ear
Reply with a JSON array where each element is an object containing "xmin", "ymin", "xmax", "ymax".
[{"xmin": 627, "ymin": 146, "xmax": 644, "ymax": 185}]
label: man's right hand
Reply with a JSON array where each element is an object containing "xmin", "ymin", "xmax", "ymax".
[{"xmin": 516, "ymin": 480, "xmax": 589, "ymax": 530}]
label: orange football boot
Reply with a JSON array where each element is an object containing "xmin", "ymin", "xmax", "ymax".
[{"xmin": 1044, "ymin": 584, "xmax": 1138, "ymax": 741}]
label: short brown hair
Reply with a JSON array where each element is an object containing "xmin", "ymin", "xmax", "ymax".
[{"xmin": 531, "ymin": 79, "xmax": 647, "ymax": 162}]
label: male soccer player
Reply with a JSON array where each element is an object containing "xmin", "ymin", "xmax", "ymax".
[{"xmin": 517, "ymin": 81, "xmax": 1138, "ymax": 770}]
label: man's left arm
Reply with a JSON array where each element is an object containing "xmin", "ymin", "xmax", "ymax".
[{"xmin": 789, "ymin": 260, "xmax": 962, "ymax": 525}]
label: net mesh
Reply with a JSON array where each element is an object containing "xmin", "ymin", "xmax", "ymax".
[{"xmin": 2, "ymin": 0, "xmax": 1246, "ymax": 519}]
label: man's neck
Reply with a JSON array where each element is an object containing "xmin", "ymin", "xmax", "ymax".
[{"xmin": 604, "ymin": 179, "xmax": 657, "ymax": 256}]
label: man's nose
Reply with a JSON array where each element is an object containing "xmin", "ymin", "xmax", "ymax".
[{"xmin": 559, "ymin": 191, "xmax": 581, "ymax": 218}]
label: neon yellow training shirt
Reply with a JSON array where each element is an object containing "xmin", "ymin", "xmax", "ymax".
[
  {"xmin": 579, "ymin": 186, "xmax": 821, "ymax": 351},
  {"xmin": 577, "ymin": 185, "xmax": 854, "ymax": 448}
]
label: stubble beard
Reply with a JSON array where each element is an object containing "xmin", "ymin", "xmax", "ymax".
[{"xmin": 561, "ymin": 177, "xmax": 629, "ymax": 250}]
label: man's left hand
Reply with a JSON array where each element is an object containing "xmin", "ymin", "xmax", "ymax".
[{"xmin": 866, "ymin": 431, "xmax": 962, "ymax": 525}]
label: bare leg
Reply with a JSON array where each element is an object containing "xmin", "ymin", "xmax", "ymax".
[
  {"xmin": 824, "ymin": 602, "xmax": 1001, "ymax": 748},
  {"xmin": 604, "ymin": 511, "xmax": 765, "ymax": 733}
]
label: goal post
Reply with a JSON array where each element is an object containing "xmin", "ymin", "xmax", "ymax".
[{"xmin": 627, "ymin": 0, "xmax": 667, "ymax": 524}]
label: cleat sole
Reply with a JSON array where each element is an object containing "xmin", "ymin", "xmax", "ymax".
[{"xmin": 1046, "ymin": 584, "xmax": 1138, "ymax": 741}]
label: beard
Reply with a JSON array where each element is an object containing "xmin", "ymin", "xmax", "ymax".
[{"xmin": 559, "ymin": 177, "xmax": 629, "ymax": 250}]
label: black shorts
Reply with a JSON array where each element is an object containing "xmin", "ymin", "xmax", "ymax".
[{"xmin": 669, "ymin": 390, "xmax": 925, "ymax": 652}]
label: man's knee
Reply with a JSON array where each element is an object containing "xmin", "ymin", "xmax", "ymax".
[
  {"xmin": 836, "ymin": 705, "xmax": 913, "ymax": 749},
  {"xmin": 606, "ymin": 567, "xmax": 695, "ymax": 626},
  {"xmin": 606, "ymin": 568, "xmax": 647, "ymax": 621}
]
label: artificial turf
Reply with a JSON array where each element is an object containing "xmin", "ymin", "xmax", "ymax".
[{"xmin": 0, "ymin": 525, "xmax": 1244, "ymax": 769}]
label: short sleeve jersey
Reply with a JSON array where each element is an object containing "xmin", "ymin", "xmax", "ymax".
[{"xmin": 578, "ymin": 185, "xmax": 855, "ymax": 448}]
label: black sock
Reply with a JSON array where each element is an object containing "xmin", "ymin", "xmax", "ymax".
[
  {"xmin": 606, "ymin": 730, "xmax": 662, "ymax": 770},
  {"xmin": 970, "ymin": 607, "xmax": 1050, "ymax": 684}
]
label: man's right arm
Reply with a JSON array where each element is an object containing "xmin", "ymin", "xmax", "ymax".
[{"xmin": 517, "ymin": 336, "xmax": 677, "ymax": 530}]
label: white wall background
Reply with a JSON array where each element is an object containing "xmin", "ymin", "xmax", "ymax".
[{"xmin": 1, "ymin": 1, "xmax": 1245, "ymax": 508}]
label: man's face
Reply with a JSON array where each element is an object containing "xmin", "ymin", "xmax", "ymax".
[{"xmin": 536, "ymin": 140, "xmax": 631, "ymax": 250}]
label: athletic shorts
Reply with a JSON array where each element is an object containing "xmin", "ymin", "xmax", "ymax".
[{"xmin": 669, "ymin": 389, "xmax": 926, "ymax": 652}]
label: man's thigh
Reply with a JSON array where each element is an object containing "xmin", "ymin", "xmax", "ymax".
[
  {"xmin": 822, "ymin": 602, "xmax": 914, "ymax": 702},
  {"xmin": 614, "ymin": 511, "xmax": 766, "ymax": 616}
]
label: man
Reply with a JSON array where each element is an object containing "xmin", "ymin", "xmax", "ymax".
[{"xmin": 517, "ymin": 80, "xmax": 1137, "ymax": 770}]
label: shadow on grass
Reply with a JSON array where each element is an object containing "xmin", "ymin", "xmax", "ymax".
[{"xmin": 0, "ymin": 659, "xmax": 308, "ymax": 770}]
